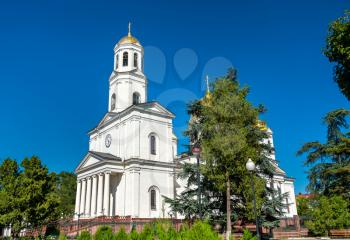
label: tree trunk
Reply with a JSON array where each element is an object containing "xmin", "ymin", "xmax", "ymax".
[{"xmin": 226, "ymin": 171, "xmax": 232, "ymax": 240}]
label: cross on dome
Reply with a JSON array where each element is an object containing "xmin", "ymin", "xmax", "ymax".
[{"xmin": 117, "ymin": 22, "xmax": 141, "ymax": 46}]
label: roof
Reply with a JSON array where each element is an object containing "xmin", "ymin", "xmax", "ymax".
[
  {"xmin": 89, "ymin": 151, "xmax": 121, "ymax": 161},
  {"xmin": 75, "ymin": 151, "xmax": 122, "ymax": 173},
  {"xmin": 118, "ymin": 35, "xmax": 141, "ymax": 46},
  {"xmin": 88, "ymin": 101, "xmax": 175, "ymax": 135}
]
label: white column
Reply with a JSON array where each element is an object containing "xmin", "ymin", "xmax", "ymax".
[
  {"xmin": 97, "ymin": 173, "xmax": 104, "ymax": 216},
  {"xmin": 80, "ymin": 178, "xmax": 87, "ymax": 216},
  {"xmin": 104, "ymin": 171, "xmax": 111, "ymax": 216},
  {"xmin": 74, "ymin": 180, "xmax": 82, "ymax": 219},
  {"xmin": 85, "ymin": 177, "xmax": 92, "ymax": 217},
  {"xmin": 90, "ymin": 175, "xmax": 98, "ymax": 218},
  {"xmin": 132, "ymin": 170, "xmax": 140, "ymax": 217}
]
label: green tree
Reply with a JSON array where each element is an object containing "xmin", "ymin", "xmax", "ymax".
[
  {"xmin": 0, "ymin": 156, "xmax": 60, "ymax": 237},
  {"xmin": 305, "ymin": 195, "xmax": 350, "ymax": 236},
  {"xmin": 20, "ymin": 156, "xmax": 59, "ymax": 233},
  {"xmin": 296, "ymin": 197, "xmax": 312, "ymax": 218},
  {"xmin": 297, "ymin": 109, "xmax": 350, "ymax": 200},
  {"xmin": 324, "ymin": 10, "xmax": 350, "ymax": 100},
  {"xmin": 177, "ymin": 69, "xmax": 281, "ymax": 238},
  {"xmin": 0, "ymin": 158, "xmax": 24, "ymax": 238},
  {"xmin": 54, "ymin": 171, "xmax": 77, "ymax": 217}
]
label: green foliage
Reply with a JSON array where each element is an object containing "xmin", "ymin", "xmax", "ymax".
[
  {"xmin": 181, "ymin": 221, "xmax": 221, "ymax": 240},
  {"xmin": 0, "ymin": 158, "xmax": 23, "ymax": 237},
  {"xmin": 241, "ymin": 229, "xmax": 257, "ymax": 240},
  {"xmin": 78, "ymin": 231, "xmax": 92, "ymax": 240},
  {"xmin": 58, "ymin": 233, "xmax": 67, "ymax": 240},
  {"xmin": 45, "ymin": 225, "xmax": 60, "ymax": 237},
  {"xmin": 324, "ymin": 10, "xmax": 350, "ymax": 100},
  {"xmin": 0, "ymin": 157, "xmax": 59, "ymax": 237},
  {"xmin": 129, "ymin": 228, "xmax": 139, "ymax": 240},
  {"xmin": 296, "ymin": 197, "xmax": 311, "ymax": 218},
  {"xmin": 305, "ymin": 195, "xmax": 350, "ymax": 236},
  {"xmin": 167, "ymin": 69, "xmax": 283, "ymax": 235},
  {"xmin": 297, "ymin": 109, "xmax": 350, "ymax": 200},
  {"xmin": 94, "ymin": 226, "xmax": 114, "ymax": 240},
  {"xmin": 54, "ymin": 171, "xmax": 77, "ymax": 218},
  {"xmin": 115, "ymin": 227, "xmax": 128, "ymax": 240}
]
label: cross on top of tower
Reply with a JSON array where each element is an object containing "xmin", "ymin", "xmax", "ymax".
[{"xmin": 128, "ymin": 22, "xmax": 131, "ymax": 37}]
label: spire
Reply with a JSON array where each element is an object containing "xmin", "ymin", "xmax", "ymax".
[
  {"xmin": 128, "ymin": 22, "xmax": 131, "ymax": 37},
  {"xmin": 205, "ymin": 75, "xmax": 210, "ymax": 94},
  {"xmin": 202, "ymin": 75, "xmax": 212, "ymax": 106}
]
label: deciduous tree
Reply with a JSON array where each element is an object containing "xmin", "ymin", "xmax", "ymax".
[{"xmin": 324, "ymin": 10, "xmax": 350, "ymax": 100}]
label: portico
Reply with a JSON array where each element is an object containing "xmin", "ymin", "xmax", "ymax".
[
  {"xmin": 74, "ymin": 171, "xmax": 117, "ymax": 218},
  {"xmin": 74, "ymin": 151, "xmax": 125, "ymax": 219}
]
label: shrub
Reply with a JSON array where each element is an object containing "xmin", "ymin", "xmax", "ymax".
[
  {"xmin": 241, "ymin": 229, "xmax": 256, "ymax": 240},
  {"xmin": 129, "ymin": 229, "xmax": 139, "ymax": 240},
  {"xmin": 94, "ymin": 226, "xmax": 114, "ymax": 240},
  {"xmin": 305, "ymin": 195, "xmax": 350, "ymax": 236},
  {"xmin": 139, "ymin": 224, "xmax": 154, "ymax": 240},
  {"xmin": 115, "ymin": 227, "xmax": 128, "ymax": 240},
  {"xmin": 58, "ymin": 233, "xmax": 67, "ymax": 240},
  {"xmin": 181, "ymin": 221, "xmax": 221, "ymax": 240},
  {"xmin": 78, "ymin": 231, "xmax": 92, "ymax": 240}
]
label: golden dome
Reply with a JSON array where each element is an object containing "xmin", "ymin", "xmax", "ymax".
[
  {"xmin": 118, "ymin": 35, "xmax": 141, "ymax": 46},
  {"xmin": 117, "ymin": 22, "xmax": 141, "ymax": 46},
  {"xmin": 257, "ymin": 120, "xmax": 268, "ymax": 131}
]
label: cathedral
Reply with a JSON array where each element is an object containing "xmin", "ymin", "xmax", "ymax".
[
  {"xmin": 73, "ymin": 25, "xmax": 298, "ymax": 221},
  {"xmin": 74, "ymin": 25, "xmax": 177, "ymax": 219}
]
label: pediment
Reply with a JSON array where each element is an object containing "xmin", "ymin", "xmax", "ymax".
[
  {"xmin": 81, "ymin": 155, "xmax": 100, "ymax": 168},
  {"xmin": 96, "ymin": 112, "xmax": 118, "ymax": 128},
  {"xmin": 272, "ymin": 161, "xmax": 286, "ymax": 175},
  {"xmin": 75, "ymin": 151, "xmax": 121, "ymax": 173},
  {"xmin": 138, "ymin": 102, "xmax": 175, "ymax": 118}
]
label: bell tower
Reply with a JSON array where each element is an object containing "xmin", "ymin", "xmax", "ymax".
[{"xmin": 109, "ymin": 23, "xmax": 147, "ymax": 113}]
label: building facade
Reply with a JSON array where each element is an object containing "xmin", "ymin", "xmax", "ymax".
[{"xmin": 74, "ymin": 26, "xmax": 177, "ymax": 219}]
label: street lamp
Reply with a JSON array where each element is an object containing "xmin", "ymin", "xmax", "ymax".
[
  {"xmin": 75, "ymin": 212, "xmax": 84, "ymax": 236},
  {"xmin": 192, "ymin": 146, "xmax": 202, "ymax": 219},
  {"xmin": 246, "ymin": 158, "xmax": 260, "ymax": 240}
]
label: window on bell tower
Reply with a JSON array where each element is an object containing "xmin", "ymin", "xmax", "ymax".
[
  {"xmin": 116, "ymin": 54, "xmax": 119, "ymax": 69},
  {"xmin": 123, "ymin": 52, "xmax": 128, "ymax": 66},
  {"xmin": 134, "ymin": 53, "xmax": 138, "ymax": 68},
  {"xmin": 111, "ymin": 93, "xmax": 116, "ymax": 110},
  {"xmin": 132, "ymin": 92, "xmax": 140, "ymax": 105}
]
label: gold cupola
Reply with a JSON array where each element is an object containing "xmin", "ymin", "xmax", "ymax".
[{"xmin": 117, "ymin": 22, "xmax": 141, "ymax": 46}]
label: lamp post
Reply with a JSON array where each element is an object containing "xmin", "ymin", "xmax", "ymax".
[
  {"xmin": 246, "ymin": 158, "xmax": 260, "ymax": 240},
  {"xmin": 75, "ymin": 212, "xmax": 84, "ymax": 236},
  {"xmin": 192, "ymin": 146, "xmax": 202, "ymax": 219}
]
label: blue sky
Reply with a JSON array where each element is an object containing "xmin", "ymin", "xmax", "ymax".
[{"xmin": 0, "ymin": 0, "xmax": 348, "ymax": 194}]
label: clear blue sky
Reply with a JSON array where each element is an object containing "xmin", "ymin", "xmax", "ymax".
[{"xmin": 0, "ymin": 0, "xmax": 348, "ymax": 194}]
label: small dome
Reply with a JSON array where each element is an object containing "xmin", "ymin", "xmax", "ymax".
[
  {"xmin": 117, "ymin": 23, "xmax": 141, "ymax": 46},
  {"xmin": 118, "ymin": 35, "xmax": 141, "ymax": 46}
]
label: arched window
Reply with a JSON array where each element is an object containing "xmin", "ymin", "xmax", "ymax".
[
  {"xmin": 132, "ymin": 92, "xmax": 140, "ymax": 105},
  {"xmin": 150, "ymin": 189, "xmax": 156, "ymax": 210},
  {"xmin": 111, "ymin": 93, "xmax": 116, "ymax": 110},
  {"xmin": 150, "ymin": 135, "xmax": 156, "ymax": 155},
  {"xmin": 134, "ymin": 53, "xmax": 138, "ymax": 68},
  {"xmin": 123, "ymin": 52, "xmax": 128, "ymax": 66},
  {"xmin": 116, "ymin": 54, "xmax": 119, "ymax": 69}
]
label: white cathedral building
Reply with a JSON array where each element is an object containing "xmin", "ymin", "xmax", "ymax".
[{"xmin": 73, "ymin": 25, "xmax": 298, "ymax": 221}]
